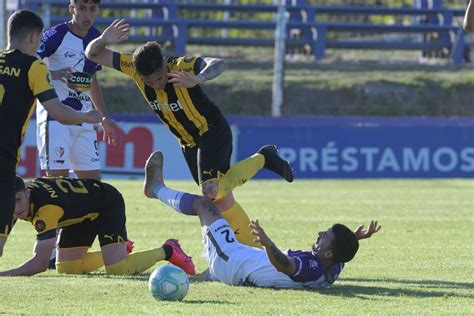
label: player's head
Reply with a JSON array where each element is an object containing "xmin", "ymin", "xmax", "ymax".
[
  {"xmin": 7, "ymin": 10, "xmax": 44, "ymax": 54},
  {"xmin": 312, "ymin": 224, "xmax": 359, "ymax": 264},
  {"xmin": 133, "ymin": 42, "xmax": 168, "ymax": 90},
  {"xmin": 69, "ymin": 0, "xmax": 100, "ymax": 31},
  {"xmin": 13, "ymin": 176, "xmax": 31, "ymax": 220}
]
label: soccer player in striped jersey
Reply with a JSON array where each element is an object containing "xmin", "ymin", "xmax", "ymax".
[
  {"xmin": 143, "ymin": 150, "xmax": 381, "ymax": 289},
  {"xmin": 85, "ymin": 19, "xmax": 293, "ymax": 249},
  {"xmin": 0, "ymin": 176, "xmax": 194, "ymax": 276},
  {"xmin": 0, "ymin": 10, "xmax": 101, "ymax": 258}
]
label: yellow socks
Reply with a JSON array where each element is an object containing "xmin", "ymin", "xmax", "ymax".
[
  {"xmin": 56, "ymin": 251, "xmax": 104, "ymax": 274},
  {"xmin": 105, "ymin": 248, "xmax": 166, "ymax": 275},
  {"xmin": 215, "ymin": 153, "xmax": 264, "ymax": 200},
  {"xmin": 221, "ymin": 201, "xmax": 261, "ymax": 248}
]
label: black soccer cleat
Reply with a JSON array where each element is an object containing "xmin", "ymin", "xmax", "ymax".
[{"xmin": 258, "ymin": 145, "xmax": 294, "ymax": 182}]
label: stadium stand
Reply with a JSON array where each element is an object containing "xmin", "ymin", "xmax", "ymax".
[{"xmin": 20, "ymin": 0, "xmax": 468, "ymax": 64}]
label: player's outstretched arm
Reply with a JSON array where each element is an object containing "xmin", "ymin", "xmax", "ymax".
[
  {"xmin": 85, "ymin": 19, "xmax": 130, "ymax": 68},
  {"xmin": 168, "ymin": 57, "xmax": 227, "ymax": 88},
  {"xmin": 250, "ymin": 219, "xmax": 297, "ymax": 276},
  {"xmin": 464, "ymin": 0, "xmax": 474, "ymax": 32},
  {"xmin": 42, "ymin": 98, "xmax": 102, "ymax": 125},
  {"xmin": 0, "ymin": 238, "xmax": 55, "ymax": 276},
  {"xmin": 354, "ymin": 220, "xmax": 381, "ymax": 240}
]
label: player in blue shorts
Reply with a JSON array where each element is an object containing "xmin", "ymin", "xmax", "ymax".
[{"xmin": 143, "ymin": 150, "xmax": 381, "ymax": 288}]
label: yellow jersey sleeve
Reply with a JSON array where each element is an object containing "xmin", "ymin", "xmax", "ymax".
[
  {"xmin": 28, "ymin": 59, "xmax": 55, "ymax": 97},
  {"xmin": 32, "ymin": 205, "xmax": 64, "ymax": 237},
  {"xmin": 169, "ymin": 56, "xmax": 202, "ymax": 75},
  {"xmin": 112, "ymin": 52, "xmax": 138, "ymax": 79}
]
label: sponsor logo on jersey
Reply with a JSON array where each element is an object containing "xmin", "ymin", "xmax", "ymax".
[
  {"xmin": 67, "ymin": 72, "xmax": 93, "ymax": 92},
  {"xmin": 64, "ymin": 51, "xmax": 76, "ymax": 58},
  {"xmin": 0, "ymin": 65, "xmax": 21, "ymax": 77},
  {"xmin": 148, "ymin": 100, "xmax": 184, "ymax": 112},
  {"xmin": 68, "ymin": 91, "xmax": 91, "ymax": 101},
  {"xmin": 121, "ymin": 60, "xmax": 134, "ymax": 69}
]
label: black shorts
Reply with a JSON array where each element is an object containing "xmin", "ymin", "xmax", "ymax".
[
  {"xmin": 58, "ymin": 183, "xmax": 128, "ymax": 249},
  {"xmin": 0, "ymin": 155, "xmax": 16, "ymax": 238},
  {"xmin": 182, "ymin": 117, "xmax": 233, "ymax": 185}
]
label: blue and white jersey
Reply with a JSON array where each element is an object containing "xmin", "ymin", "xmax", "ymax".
[
  {"xmin": 243, "ymin": 249, "xmax": 344, "ymax": 289},
  {"xmin": 36, "ymin": 22, "xmax": 102, "ymax": 123}
]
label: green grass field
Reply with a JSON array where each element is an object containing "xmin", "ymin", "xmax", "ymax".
[{"xmin": 1, "ymin": 179, "xmax": 473, "ymax": 315}]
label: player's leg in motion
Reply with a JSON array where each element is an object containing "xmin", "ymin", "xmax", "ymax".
[
  {"xmin": 200, "ymin": 136, "xmax": 293, "ymax": 248},
  {"xmin": 145, "ymin": 144, "xmax": 293, "ymax": 248},
  {"xmin": 142, "ymin": 151, "xmax": 227, "ymax": 233}
]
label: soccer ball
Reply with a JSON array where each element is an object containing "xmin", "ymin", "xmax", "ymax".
[{"xmin": 148, "ymin": 265, "xmax": 189, "ymax": 301}]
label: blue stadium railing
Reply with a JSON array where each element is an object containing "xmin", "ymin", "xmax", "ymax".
[{"xmin": 20, "ymin": 1, "xmax": 468, "ymax": 64}]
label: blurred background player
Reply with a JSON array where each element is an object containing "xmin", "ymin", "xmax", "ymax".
[
  {"xmin": 36, "ymin": 0, "xmax": 118, "ymax": 181},
  {"xmin": 0, "ymin": 176, "xmax": 195, "ymax": 276},
  {"xmin": 85, "ymin": 19, "xmax": 294, "ymax": 248},
  {"xmin": 464, "ymin": 0, "xmax": 474, "ymax": 33},
  {"xmin": 143, "ymin": 150, "xmax": 381, "ymax": 288},
  {"xmin": 0, "ymin": 10, "xmax": 101, "ymax": 258}
]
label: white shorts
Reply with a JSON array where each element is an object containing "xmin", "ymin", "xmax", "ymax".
[
  {"xmin": 203, "ymin": 219, "xmax": 267, "ymax": 286},
  {"xmin": 37, "ymin": 120, "xmax": 100, "ymax": 171}
]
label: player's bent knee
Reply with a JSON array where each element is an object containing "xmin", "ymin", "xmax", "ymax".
[{"xmin": 201, "ymin": 181, "xmax": 218, "ymax": 200}]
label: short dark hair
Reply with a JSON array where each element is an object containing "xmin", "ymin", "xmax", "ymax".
[
  {"xmin": 15, "ymin": 176, "xmax": 26, "ymax": 194},
  {"xmin": 7, "ymin": 10, "xmax": 44, "ymax": 41},
  {"xmin": 330, "ymin": 224, "xmax": 359, "ymax": 263},
  {"xmin": 70, "ymin": 0, "xmax": 101, "ymax": 4},
  {"xmin": 132, "ymin": 42, "xmax": 165, "ymax": 76}
]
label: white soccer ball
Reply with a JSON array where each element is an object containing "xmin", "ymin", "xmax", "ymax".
[{"xmin": 148, "ymin": 265, "xmax": 189, "ymax": 301}]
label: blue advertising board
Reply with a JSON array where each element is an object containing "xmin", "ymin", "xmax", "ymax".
[{"xmin": 232, "ymin": 116, "xmax": 474, "ymax": 179}]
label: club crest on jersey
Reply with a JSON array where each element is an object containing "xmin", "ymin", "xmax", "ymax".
[
  {"xmin": 35, "ymin": 220, "xmax": 46, "ymax": 233},
  {"xmin": 56, "ymin": 147, "xmax": 65, "ymax": 158}
]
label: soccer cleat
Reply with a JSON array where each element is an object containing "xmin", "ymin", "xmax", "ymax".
[
  {"xmin": 257, "ymin": 145, "xmax": 294, "ymax": 182},
  {"xmin": 163, "ymin": 239, "xmax": 196, "ymax": 276},
  {"xmin": 143, "ymin": 151, "xmax": 165, "ymax": 198},
  {"xmin": 126, "ymin": 239, "xmax": 135, "ymax": 255}
]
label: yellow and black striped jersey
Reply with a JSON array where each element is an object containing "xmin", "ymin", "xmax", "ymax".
[
  {"xmin": 25, "ymin": 177, "xmax": 107, "ymax": 240},
  {"xmin": 0, "ymin": 49, "xmax": 57, "ymax": 163},
  {"xmin": 112, "ymin": 53, "xmax": 224, "ymax": 148}
]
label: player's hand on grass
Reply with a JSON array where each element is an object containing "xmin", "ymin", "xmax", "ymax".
[
  {"xmin": 101, "ymin": 19, "xmax": 129, "ymax": 45},
  {"xmin": 100, "ymin": 116, "xmax": 119, "ymax": 146},
  {"xmin": 50, "ymin": 67, "xmax": 73, "ymax": 83},
  {"xmin": 354, "ymin": 220, "xmax": 381, "ymax": 240},
  {"xmin": 250, "ymin": 219, "xmax": 273, "ymax": 247},
  {"xmin": 168, "ymin": 70, "xmax": 203, "ymax": 88}
]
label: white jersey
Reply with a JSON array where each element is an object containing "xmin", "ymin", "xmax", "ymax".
[
  {"xmin": 203, "ymin": 219, "xmax": 344, "ymax": 289},
  {"xmin": 36, "ymin": 22, "xmax": 102, "ymax": 123}
]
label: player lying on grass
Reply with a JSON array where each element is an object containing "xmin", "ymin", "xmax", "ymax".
[
  {"xmin": 85, "ymin": 19, "xmax": 294, "ymax": 249},
  {"xmin": 0, "ymin": 176, "xmax": 195, "ymax": 276},
  {"xmin": 144, "ymin": 150, "xmax": 381, "ymax": 288}
]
